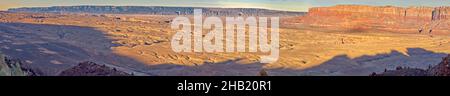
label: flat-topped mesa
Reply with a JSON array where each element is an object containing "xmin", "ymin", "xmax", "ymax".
[
  {"xmin": 299, "ymin": 5, "xmax": 450, "ymax": 34},
  {"xmin": 8, "ymin": 6, "xmax": 306, "ymax": 16},
  {"xmin": 308, "ymin": 5, "xmax": 450, "ymax": 20}
]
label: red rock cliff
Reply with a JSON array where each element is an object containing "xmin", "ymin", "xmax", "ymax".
[
  {"xmin": 298, "ymin": 5, "xmax": 450, "ymax": 34},
  {"xmin": 308, "ymin": 5, "xmax": 450, "ymax": 20},
  {"xmin": 310, "ymin": 5, "xmax": 429, "ymax": 18}
]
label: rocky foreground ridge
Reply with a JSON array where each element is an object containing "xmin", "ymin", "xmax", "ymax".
[
  {"xmin": 371, "ymin": 54, "xmax": 450, "ymax": 76},
  {"xmin": 0, "ymin": 52, "xmax": 42, "ymax": 76},
  {"xmin": 58, "ymin": 61, "xmax": 132, "ymax": 76},
  {"xmin": 1, "ymin": 52, "xmax": 131, "ymax": 76}
]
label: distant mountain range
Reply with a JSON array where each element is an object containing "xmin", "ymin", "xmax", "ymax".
[{"xmin": 8, "ymin": 6, "xmax": 306, "ymax": 16}]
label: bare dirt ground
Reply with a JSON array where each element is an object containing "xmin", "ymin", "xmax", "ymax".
[{"xmin": 0, "ymin": 12, "xmax": 449, "ymax": 76}]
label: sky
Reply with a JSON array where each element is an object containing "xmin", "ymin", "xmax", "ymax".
[{"xmin": 1, "ymin": 0, "xmax": 450, "ymax": 12}]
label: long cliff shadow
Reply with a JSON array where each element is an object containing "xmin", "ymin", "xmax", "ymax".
[
  {"xmin": 2, "ymin": 22, "xmax": 448, "ymax": 76},
  {"xmin": 0, "ymin": 22, "xmax": 270, "ymax": 76},
  {"xmin": 271, "ymin": 48, "xmax": 448, "ymax": 76},
  {"xmin": 0, "ymin": 22, "xmax": 149, "ymax": 75},
  {"xmin": 142, "ymin": 48, "xmax": 448, "ymax": 76},
  {"xmin": 144, "ymin": 58, "xmax": 268, "ymax": 76}
]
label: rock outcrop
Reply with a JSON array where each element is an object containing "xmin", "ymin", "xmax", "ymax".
[
  {"xmin": 428, "ymin": 54, "xmax": 450, "ymax": 76},
  {"xmin": 58, "ymin": 61, "xmax": 132, "ymax": 76},
  {"xmin": 0, "ymin": 52, "xmax": 42, "ymax": 76},
  {"xmin": 371, "ymin": 54, "xmax": 450, "ymax": 76},
  {"xmin": 1, "ymin": 52, "xmax": 133, "ymax": 76},
  {"xmin": 8, "ymin": 6, "xmax": 305, "ymax": 16}
]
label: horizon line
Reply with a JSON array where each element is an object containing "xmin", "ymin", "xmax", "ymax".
[
  {"xmin": 6, "ymin": 5, "xmax": 311, "ymax": 12},
  {"xmin": 5, "ymin": 4, "xmax": 450, "ymax": 12}
]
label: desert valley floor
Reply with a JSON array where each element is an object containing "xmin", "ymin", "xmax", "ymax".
[{"xmin": 1, "ymin": 9, "xmax": 450, "ymax": 76}]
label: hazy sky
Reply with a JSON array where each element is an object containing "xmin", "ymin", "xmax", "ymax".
[{"xmin": 1, "ymin": 0, "xmax": 450, "ymax": 12}]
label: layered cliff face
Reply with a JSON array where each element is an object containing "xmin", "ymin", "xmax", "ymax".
[
  {"xmin": 308, "ymin": 5, "xmax": 440, "ymax": 20},
  {"xmin": 308, "ymin": 5, "xmax": 450, "ymax": 20},
  {"xmin": 299, "ymin": 5, "xmax": 450, "ymax": 34},
  {"xmin": 432, "ymin": 7, "xmax": 450, "ymax": 20}
]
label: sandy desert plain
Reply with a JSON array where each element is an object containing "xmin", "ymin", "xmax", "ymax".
[{"xmin": 1, "ymin": 5, "xmax": 450, "ymax": 76}]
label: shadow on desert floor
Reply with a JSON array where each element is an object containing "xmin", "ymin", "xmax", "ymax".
[
  {"xmin": 267, "ymin": 48, "xmax": 448, "ymax": 76},
  {"xmin": 0, "ymin": 22, "xmax": 149, "ymax": 75},
  {"xmin": 138, "ymin": 48, "xmax": 448, "ymax": 76},
  {"xmin": 1, "ymin": 22, "xmax": 448, "ymax": 76}
]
